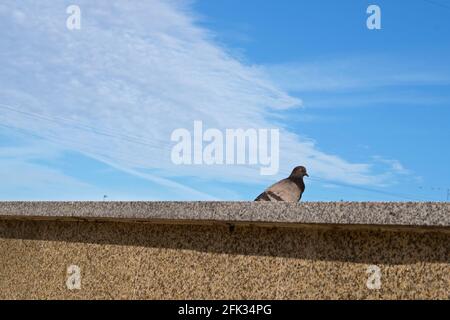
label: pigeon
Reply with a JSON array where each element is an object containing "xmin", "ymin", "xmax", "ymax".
[{"xmin": 255, "ymin": 166, "xmax": 309, "ymax": 202}]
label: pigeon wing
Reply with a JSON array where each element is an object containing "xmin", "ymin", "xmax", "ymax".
[
  {"xmin": 254, "ymin": 191, "xmax": 271, "ymax": 201},
  {"xmin": 265, "ymin": 179, "xmax": 302, "ymax": 202}
]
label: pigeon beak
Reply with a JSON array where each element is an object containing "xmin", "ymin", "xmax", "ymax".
[{"xmin": 305, "ymin": 173, "xmax": 309, "ymax": 177}]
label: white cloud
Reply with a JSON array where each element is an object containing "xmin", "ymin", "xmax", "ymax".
[
  {"xmin": 0, "ymin": 0, "xmax": 405, "ymax": 198},
  {"xmin": 372, "ymin": 156, "xmax": 410, "ymax": 175},
  {"xmin": 265, "ymin": 56, "xmax": 450, "ymax": 93},
  {"xmin": 0, "ymin": 142, "xmax": 101, "ymax": 200}
]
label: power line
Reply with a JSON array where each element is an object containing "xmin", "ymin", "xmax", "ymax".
[
  {"xmin": 0, "ymin": 103, "xmax": 173, "ymax": 150},
  {"xmin": 0, "ymin": 122, "xmax": 168, "ymax": 169},
  {"xmin": 0, "ymin": 103, "xmax": 162, "ymax": 146},
  {"xmin": 418, "ymin": 185, "xmax": 450, "ymax": 201},
  {"xmin": 0, "ymin": 104, "xmax": 445, "ymax": 202}
]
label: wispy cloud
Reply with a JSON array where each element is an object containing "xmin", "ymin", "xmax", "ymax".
[
  {"xmin": 0, "ymin": 141, "xmax": 101, "ymax": 200},
  {"xmin": 0, "ymin": 0, "xmax": 408, "ymax": 198},
  {"xmin": 265, "ymin": 55, "xmax": 450, "ymax": 93},
  {"xmin": 372, "ymin": 156, "xmax": 410, "ymax": 175}
]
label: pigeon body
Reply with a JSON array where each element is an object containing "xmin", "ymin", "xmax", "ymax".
[{"xmin": 255, "ymin": 166, "xmax": 308, "ymax": 202}]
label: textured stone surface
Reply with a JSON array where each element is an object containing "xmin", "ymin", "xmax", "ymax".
[
  {"xmin": 0, "ymin": 201, "xmax": 449, "ymax": 228},
  {"xmin": 0, "ymin": 219, "xmax": 448, "ymax": 300}
]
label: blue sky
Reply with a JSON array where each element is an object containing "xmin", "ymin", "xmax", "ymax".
[{"xmin": 0, "ymin": 0, "xmax": 449, "ymax": 201}]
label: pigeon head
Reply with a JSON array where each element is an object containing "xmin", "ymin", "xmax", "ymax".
[{"xmin": 290, "ymin": 166, "xmax": 309, "ymax": 178}]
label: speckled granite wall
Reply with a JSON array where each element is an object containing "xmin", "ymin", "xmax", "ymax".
[{"xmin": 1, "ymin": 219, "xmax": 448, "ymax": 299}]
